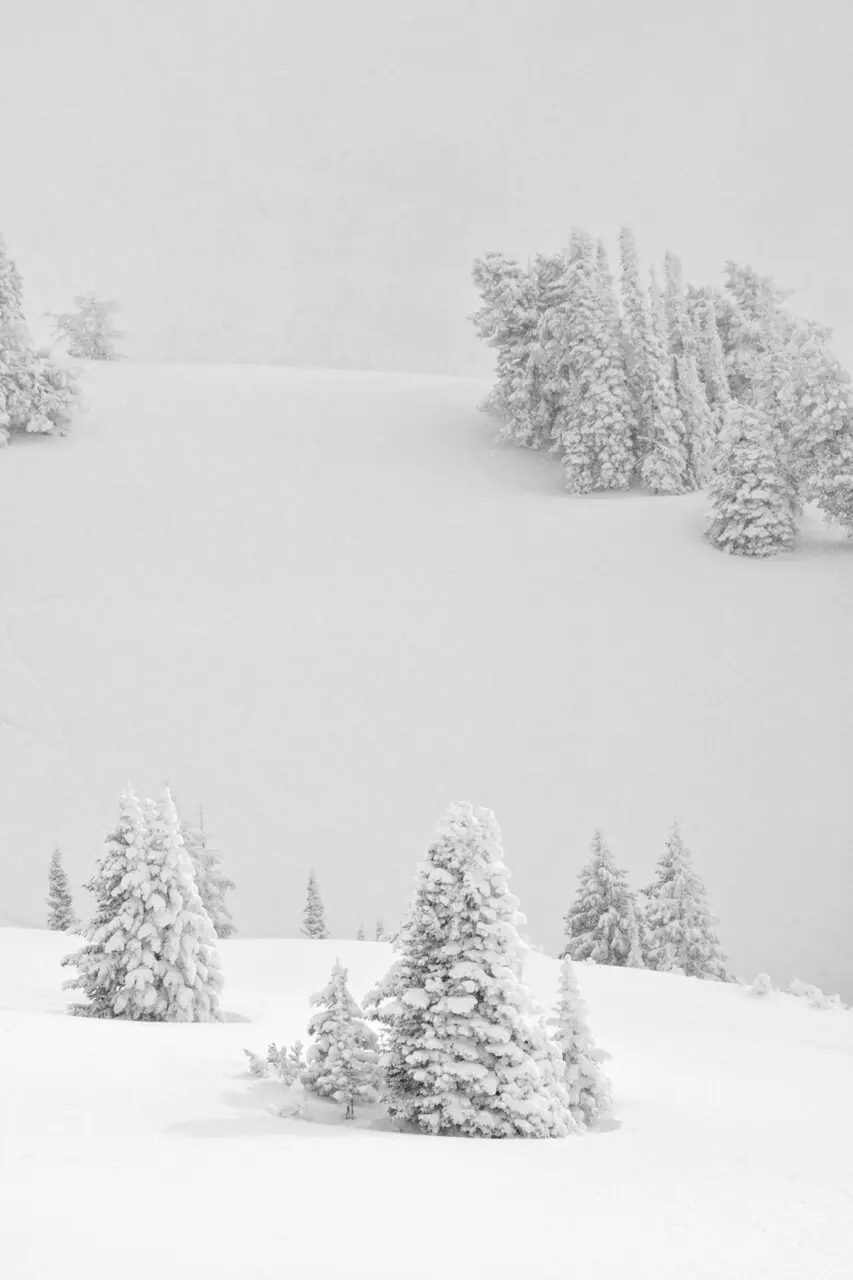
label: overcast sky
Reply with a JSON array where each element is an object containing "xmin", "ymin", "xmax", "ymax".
[{"xmin": 4, "ymin": 0, "xmax": 852, "ymax": 374}]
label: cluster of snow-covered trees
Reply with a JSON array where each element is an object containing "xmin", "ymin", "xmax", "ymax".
[
  {"xmin": 0, "ymin": 233, "xmax": 80, "ymax": 446},
  {"xmin": 59, "ymin": 785, "xmax": 235, "ymax": 1021},
  {"xmin": 561, "ymin": 823, "xmax": 730, "ymax": 982},
  {"xmin": 250, "ymin": 801, "xmax": 613, "ymax": 1137},
  {"xmin": 471, "ymin": 229, "xmax": 853, "ymax": 555},
  {"xmin": 46, "ymin": 290, "xmax": 124, "ymax": 361},
  {"xmin": 298, "ymin": 868, "xmax": 388, "ymax": 943}
]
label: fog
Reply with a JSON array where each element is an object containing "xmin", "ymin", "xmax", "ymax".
[{"xmin": 3, "ymin": 0, "xmax": 852, "ymax": 374}]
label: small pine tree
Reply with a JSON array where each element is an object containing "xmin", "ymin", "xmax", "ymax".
[
  {"xmin": 46, "ymin": 846, "xmax": 80, "ymax": 932},
  {"xmin": 303, "ymin": 960, "xmax": 381, "ymax": 1118},
  {"xmin": 705, "ymin": 400, "xmax": 798, "ymax": 556},
  {"xmin": 562, "ymin": 831, "xmax": 644, "ymax": 968},
  {"xmin": 47, "ymin": 291, "xmax": 125, "ymax": 360},
  {"xmin": 180, "ymin": 805, "xmax": 236, "ymax": 939},
  {"xmin": 548, "ymin": 954, "xmax": 613, "ymax": 1129},
  {"xmin": 61, "ymin": 786, "xmax": 223, "ymax": 1021},
  {"xmin": 356, "ymin": 924, "xmax": 366, "ymax": 941},
  {"xmin": 642, "ymin": 823, "xmax": 729, "ymax": 981},
  {"xmin": 375, "ymin": 917, "xmax": 385, "ymax": 942},
  {"xmin": 301, "ymin": 870, "xmax": 329, "ymax": 939},
  {"xmin": 364, "ymin": 801, "xmax": 575, "ymax": 1138}
]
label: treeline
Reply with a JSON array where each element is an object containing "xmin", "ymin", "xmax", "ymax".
[{"xmin": 471, "ymin": 228, "xmax": 853, "ymax": 555}]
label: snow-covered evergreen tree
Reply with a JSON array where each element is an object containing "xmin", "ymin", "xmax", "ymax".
[
  {"xmin": 356, "ymin": 924, "xmax": 366, "ymax": 941},
  {"xmin": 0, "ymin": 233, "xmax": 79, "ymax": 444},
  {"xmin": 664, "ymin": 251, "xmax": 715, "ymax": 487},
  {"xmin": 691, "ymin": 292, "xmax": 732, "ymax": 435},
  {"xmin": 364, "ymin": 801, "xmax": 575, "ymax": 1138},
  {"xmin": 471, "ymin": 252, "xmax": 540, "ymax": 447},
  {"xmin": 561, "ymin": 830, "xmax": 644, "ymax": 968},
  {"xmin": 521, "ymin": 252, "xmax": 573, "ymax": 450},
  {"xmin": 785, "ymin": 323, "xmax": 853, "ymax": 535},
  {"xmin": 642, "ymin": 823, "xmax": 729, "ymax": 980},
  {"xmin": 542, "ymin": 228, "xmax": 635, "ymax": 492},
  {"xmin": 46, "ymin": 846, "xmax": 80, "ymax": 932},
  {"xmin": 618, "ymin": 228, "xmax": 688, "ymax": 492},
  {"xmin": 303, "ymin": 959, "xmax": 381, "ymax": 1117},
  {"xmin": 375, "ymin": 917, "xmax": 386, "ymax": 942},
  {"xmin": 301, "ymin": 870, "xmax": 329, "ymax": 939},
  {"xmin": 180, "ymin": 805, "xmax": 235, "ymax": 939},
  {"xmin": 47, "ymin": 291, "xmax": 124, "ymax": 360},
  {"xmin": 547, "ymin": 954, "xmax": 613, "ymax": 1129},
  {"xmin": 61, "ymin": 785, "xmax": 223, "ymax": 1021},
  {"xmin": 705, "ymin": 400, "xmax": 798, "ymax": 556}
]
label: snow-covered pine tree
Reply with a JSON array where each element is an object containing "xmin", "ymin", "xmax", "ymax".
[
  {"xmin": 547, "ymin": 954, "xmax": 613, "ymax": 1129},
  {"xmin": 46, "ymin": 291, "xmax": 124, "ymax": 360},
  {"xmin": 301, "ymin": 870, "xmax": 329, "ymax": 939},
  {"xmin": 0, "ymin": 233, "xmax": 79, "ymax": 443},
  {"xmin": 688, "ymin": 290, "xmax": 733, "ymax": 436},
  {"xmin": 356, "ymin": 924, "xmax": 366, "ymax": 941},
  {"xmin": 364, "ymin": 801, "xmax": 575, "ymax": 1138},
  {"xmin": 470, "ymin": 252, "xmax": 540, "ymax": 447},
  {"xmin": 180, "ymin": 805, "xmax": 235, "ymax": 939},
  {"xmin": 543, "ymin": 227, "xmax": 634, "ymax": 493},
  {"xmin": 521, "ymin": 252, "xmax": 572, "ymax": 450},
  {"xmin": 642, "ymin": 822, "xmax": 729, "ymax": 980},
  {"xmin": 561, "ymin": 830, "xmax": 644, "ymax": 967},
  {"xmin": 785, "ymin": 323, "xmax": 853, "ymax": 536},
  {"xmin": 618, "ymin": 228, "xmax": 688, "ymax": 492},
  {"xmin": 47, "ymin": 846, "xmax": 80, "ymax": 932},
  {"xmin": 375, "ymin": 917, "xmax": 386, "ymax": 942},
  {"xmin": 705, "ymin": 399, "xmax": 798, "ymax": 556},
  {"xmin": 61, "ymin": 785, "xmax": 223, "ymax": 1021},
  {"xmin": 664, "ymin": 251, "xmax": 715, "ymax": 488},
  {"xmin": 303, "ymin": 959, "xmax": 381, "ymax": 1118}
]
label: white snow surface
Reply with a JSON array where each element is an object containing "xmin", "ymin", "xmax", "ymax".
[
  {"xmin": 0, "ymin": 364, "xmax": 852, "ymax": 997},
  {"xmin": 2, "ymin": 930, "xmax": 852, "ymax": 1278}
]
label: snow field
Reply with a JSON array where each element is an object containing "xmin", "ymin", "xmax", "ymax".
[{"xmin": 2, "ymin": 929, "xmax": 852, "ymax": 1278}]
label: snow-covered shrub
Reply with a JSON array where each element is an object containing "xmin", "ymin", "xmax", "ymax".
[
  {"xmin": 547, "ymin": 955, "xmax": 613, "ymax": 1129},
  {"xmin": 750, "ymin": 973, "xmax": 774, "ymax": 996},
  {"xmin": 303, "ymin": 960, "xmax": 381, "ymax": 1118},
  {"xmin": 788, "ymin": 978, "xmax": 845, "ymax": 1010},
  {"xmin": 561, "ymin": 830, "xmax": 644, "ymax": 968},
  {"xmin": 244, "ymin": 1049, "xmax": 271, "ymax": 1078},
  {"xmin": 62, "ymin": 785, "xmax": 223, "ymax": 1021},
  {"xmin": 365, "ymin": 801, "xmax": 575, "ymax": 1139}
]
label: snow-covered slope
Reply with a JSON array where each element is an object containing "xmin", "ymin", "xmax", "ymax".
[
  {"xmin": 0, "ymin": 363, "xmax": 851, "ymax": 997},
  {"xmin": 2, "ymin": 930, "xmax": 851, "ymax": 1278}
]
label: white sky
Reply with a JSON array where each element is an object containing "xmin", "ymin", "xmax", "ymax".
[{"xmin": 4, "ymin": 0, "xmax": 853, "ymax": 373}]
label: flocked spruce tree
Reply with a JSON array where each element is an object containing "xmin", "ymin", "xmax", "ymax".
[
  {"xmin": 0, "ymin": 233, "xmax": 79, "ymax": 444},
  {"xmin": 542, "ymin": 227, "xmax": 635, "ymax": 493},
  {"xmin": 705, "ymin": 399, "xmax": 798, "ymax": 556},
  {"xmin": 61, "ymin": 785, "xmax": 223, "ymax": 1021},
  {"xmin": 642, "ymin": 822, "xmax": 729, "ymax": 980},
  {"xmin": 180, "ymin": 805, "xmax": 235, "ymax": 939},
  {"xmin": 618, "ymin": 228, "xmax": 688, "ymax": 492},
  {"xmin": 364, "ymin": 801, "xmax": 575, "ymax": 1138},
  {"xmin": 521, "ymin": 251, "xmax": 573, "ymax": 449},
  {"xmin": 470, "ymin": 252, "xmax": 540, "ymax": 446},
  {"xmin": 375, "ymin": 917, "xmax": 386, "ymax": 942},
  {"xmin": 356, "ymin": 924, "xmax": 366, "ymax": 941},
  {"xmin": 561, "ymin": 830, "xmax": 644, "ymax": 967},
  {"xmin": 303, "ymin": 959, "xmax": 381, "ymax": 1118},
  {"xmin": 47, "ymin": 291, "xmax": 124, "ymax": 361},
  {"xmin": 547, "ymin": 954, "xmax": 613, "ymax": 1129},
  {"xmin": 786, "ymin": 322, "xmax": 853, "ymax": 536},
  {"xmin": 301, "ymin": 869, "xmax": 329, "ymax": 939},
  {"xmin": 47, "ymin": 846, "xmax": 80, "ymax": 932},
  {"xmin": 664, "ymin": 250, "xmax": 715, "ymax": 487}
]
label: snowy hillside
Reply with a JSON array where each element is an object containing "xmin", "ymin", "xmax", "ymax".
[
  {"xmin": 0, "ymin": 363, "xmax": 851, "ymax": 997},
  {"xmin": 2, "ymin": 929, "xmax": 851, "ymax": 1278}
]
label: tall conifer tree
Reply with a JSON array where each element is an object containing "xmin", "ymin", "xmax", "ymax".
[
  {"xmin": 301, "ymin": 870, "xmax": 329, "ymax": 939},
  {"xmin": 642, "ymin": 823, "xmax": 729, "ymax": 980},
  {"xmin": 561, "ymin": 830, "xmax": 644, "ymax": 967},
  {"xmin": 47, "ymin": 846, "xmax": 80, "ymax": 932}
]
